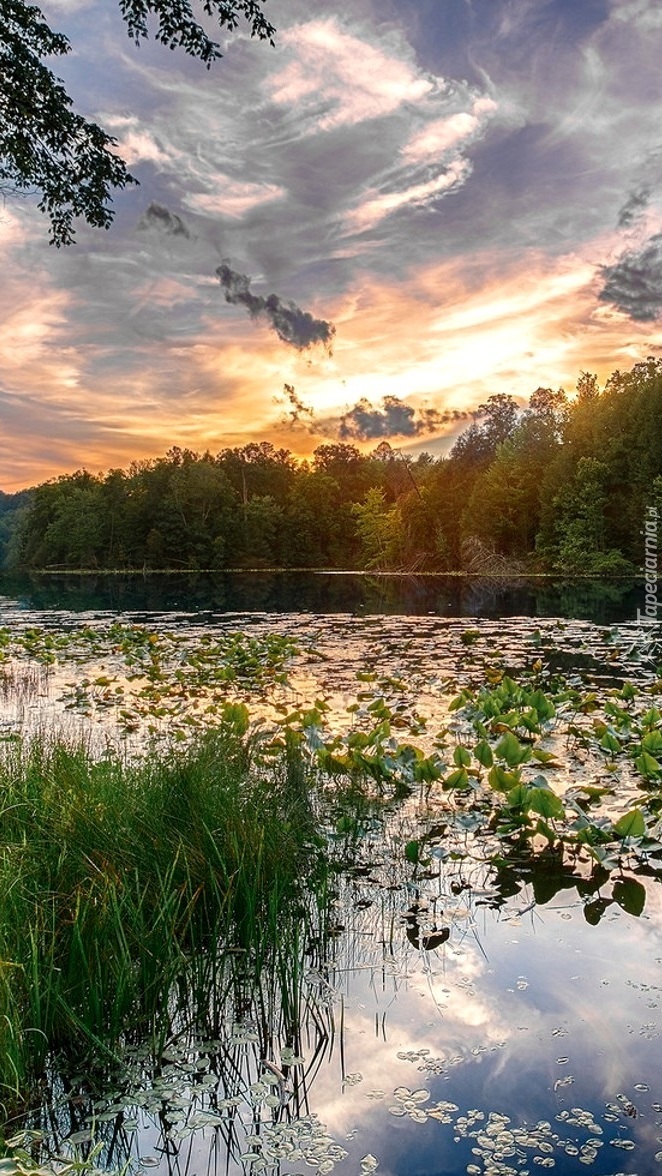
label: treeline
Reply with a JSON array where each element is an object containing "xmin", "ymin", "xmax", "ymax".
[{"xmin": 3, "ymin": 359, "xmax": 662, "ymax": 575}]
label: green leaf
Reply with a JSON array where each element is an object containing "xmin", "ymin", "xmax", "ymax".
[
  {"xmin": 444, "ymin": 767, "xmax": 469, "ymax": 790},
  {"xmin": 495, "ymin": 731, "xmax": 530, "ymax": 767},
  {"xmin": 530, "ymin": 688, "xmax": 555, "ymax": 721},
  {"xmin": 599, "ymin": 730, "xmax": 621, "ymax": 754},
  {"xmin": 531, "ymin": 747, "xmax": 558, "ymax": 765},
  {"xmin": 473, "ymin": 739, "xmax": 494, "ymax": 768},
  {"xmin": 506, "ymin": 783, "xmax": 531, "ymax": 811},
  {"xmin": 405, "ymin": 839, "xmax": 421, "ymax": 865},
  {"xmin": 613, "ymin": 809, "xmax": 646, "ymax": 839},
  {"xmin": 453, "ymin": 744, "xmax": 472, "ymax": 767},
  {"xmin": 527, "ymin": 787, "xmax": 564, "ymax": 820},
  {"xmin": 488, "ymin": 764, "xmax": 521, "ymax": 793},
  {"xmin": 635, "ymin": 751, "xmax": 662, "ymax": 777},
  {"xmin": 642, "ymin": 729, "xmax": 662, "ymax": 754},
  {"xmin": 413, "ymin": 757, "xmax": 443, "ymax": 783}
]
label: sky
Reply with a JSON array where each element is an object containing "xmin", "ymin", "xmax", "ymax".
[{"xmin": 3, "ymin": 0, "xmax": 662, "ymax": 490}]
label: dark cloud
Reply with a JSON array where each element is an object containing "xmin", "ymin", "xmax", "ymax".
[
  {"xmin": 599, "ymin": 233, "xmax": 662, "ymax": 322},
  {"xmin": 337, "ymin": 395, "xmax": 473, "ymax": 441},
  {"xmin": 137, "ymin": 202, "xmax": 192, "ymax": 238},
  {"xmin": 216, "ymin": 261, "xmax": 336, "ymax": 351},
  {"xmin": 617, "ymin": 186, "xmax": 651, "ymax": 229},
  {"xmin": 277, "ymin": 383, "xmax": 316, "ymax": 425}
]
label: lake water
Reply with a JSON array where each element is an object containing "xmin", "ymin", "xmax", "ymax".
[
  {"xmin": 2, "ymin": 573, "xmax": 662, "ymax": 1176},
  {"xmin": 0, "ymin": 570, "xmax": 645, "ymax": 622}
]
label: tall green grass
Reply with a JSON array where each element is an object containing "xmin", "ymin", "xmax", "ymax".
[{"xmin": 0, "ymin": 723, "xmax": 328, "ymax": 1115}]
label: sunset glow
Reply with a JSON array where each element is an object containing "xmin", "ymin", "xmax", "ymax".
[{"xmin": 2, "ymin": 0, "xmax": 662, "ymax": 489}]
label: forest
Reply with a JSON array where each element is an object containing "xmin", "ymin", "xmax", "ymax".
[{"xmin": 2, "ymin": 358, "xmax": 661, "ymax": 575}]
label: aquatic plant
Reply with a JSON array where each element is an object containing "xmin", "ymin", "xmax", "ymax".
[{"xmin": 0, "ymin": 722, "xmax": 328, "ymax": 1117}]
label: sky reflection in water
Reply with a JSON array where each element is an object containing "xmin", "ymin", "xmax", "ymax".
[{"xmin": 2, "ymin": 575, "xmax": 662, "ymax": 1176}]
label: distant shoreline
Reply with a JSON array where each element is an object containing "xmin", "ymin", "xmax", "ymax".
[{"xmin": 1, "ymin": 567, "xmax": 641, "ymax": 581}]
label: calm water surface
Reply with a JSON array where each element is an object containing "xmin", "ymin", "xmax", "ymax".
[{"xmin": 2, "ymin": 573, "xmax": 661, "ymax": 1176}]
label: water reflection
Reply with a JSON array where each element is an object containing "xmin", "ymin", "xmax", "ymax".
[
  {"xmin": 3, "ymin": 584, "xmax": 662, "ymax": 1176},
  {"xmin": 12, "ymin": 796, "xmax": 662, "ymax": 1176},
  {"xmin": 0, "ymin": 571, "xmax": 645, "ymax": 623}
]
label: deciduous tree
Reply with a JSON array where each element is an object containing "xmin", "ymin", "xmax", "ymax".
[{"xmin": 0, "ymin": 0, "xmax": 275, "ymax": 243}]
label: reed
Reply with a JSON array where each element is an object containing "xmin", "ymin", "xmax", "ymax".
[{"xmin": 0, "ymin": 723, "xmax": 327, "ymax": 1115}]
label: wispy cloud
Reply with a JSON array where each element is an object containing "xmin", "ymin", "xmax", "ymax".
[
  {"xmin": 616, "ymin": 186, "xmax": 652, "ymax": 229},
  {"xmin": 3, "ymin": 0, "xmax": 662, "ymax": 489},
  {"xmin": 267, "ymin": 18, "xmax": 434, "ymax": 135}
]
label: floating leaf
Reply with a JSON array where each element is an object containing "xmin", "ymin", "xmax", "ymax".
[
  {"xmin": 612, "ymin": 877, "xmax": 646, "ymax": 917},
  {"xmin": 583, "ymin": 898, "xmax": 612, "ymax": 925}
]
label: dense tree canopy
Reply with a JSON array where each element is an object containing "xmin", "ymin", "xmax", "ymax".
[
  {"xmin": 2, "ymin": 359, "xmax": 662, "ymax": 576},
  {"xmin": 0, "ymin": 0, "xmax": 275, "ymax": 243}
]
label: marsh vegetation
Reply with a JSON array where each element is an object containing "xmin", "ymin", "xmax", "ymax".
[{"xmin": 1, "ymin": 579, "xmax": 661, "ymax": 1175}]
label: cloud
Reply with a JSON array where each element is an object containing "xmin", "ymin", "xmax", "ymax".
[
  {"xmin": 267, "ymin": 18, "xmax": 434, "ymax": 135},
  {"xmin": 99, "ymin": 108, "xmax": 177, "ymax": 172},
  {"xmin": 137, "ymin": 202, "xmax": 192, "ymax": 238},
  {"xmin": 401, "ymin": 99, "xmax": 498, "ymax": 166},
  {"xmin": 598, "ymin": 233, "xmax": 662, "ymax": 321},
  {"xmin": 336, "ymin": 396, "xmax": 473, "ymax": 442},
  {"xmin": 610, "ymin": 0, "xmax": 662, "ymax": 31},
  {"xmin": 277, "ymin": 383, "xmax": 316, "ymax": 425},
  {"xmin": 187, "ymin": 182, "xmax": 286, "ymax": 219},
  {"xmin": 616, "ymin": 186, "xmax": 651, "ymax": 228},
  {"xmin": 216, "ymin": 261, "xmax": 336, "ymax": 350},
  {"xmin": 346, "ymin": 159, "xmax": 471, "ymax": 233}
]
